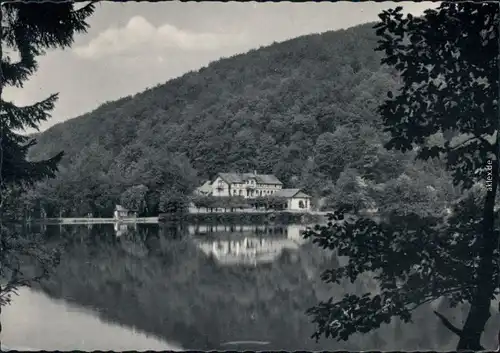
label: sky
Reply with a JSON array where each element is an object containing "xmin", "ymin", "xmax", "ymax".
[{"xmin": 3, "ymin": 1, "xmax": 439, "ymax": 133}]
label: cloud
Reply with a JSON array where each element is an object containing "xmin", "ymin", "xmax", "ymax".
[{"xmin": 74, "ymin": 16, "xmax": 248, "ymax": 59}]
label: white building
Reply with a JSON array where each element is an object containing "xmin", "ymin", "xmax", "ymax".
[
  {"xmin": 193, "ymin": 171, "xmax": 312, "ymax": 211},
  {"xmin": 113, "ymin": 205, "xmax": 135, "ymax": 220},
  {"xmin": 208, "ymin": 171, "xmax": 283, "ymax": 198},
  {"xmin": 272, "ymin": 188, "xmax": 312, "ymax": 211}
]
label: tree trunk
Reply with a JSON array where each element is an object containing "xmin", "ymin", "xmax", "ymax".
[{"xmin": 457, "ymin": 158, "xmax": 499, "ymax": 350}]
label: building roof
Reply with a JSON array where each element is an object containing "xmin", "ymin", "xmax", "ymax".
[
  {"xmin": 217, "ymin": 172, "xmax": 283, "ymax": 185},
  {"xmin": 295, "ymin": 191, "xmax": 312, "ymax": 198},
  {"xmin": 273, "ymin": 188, "xmax": 311, "ymax": 198}
]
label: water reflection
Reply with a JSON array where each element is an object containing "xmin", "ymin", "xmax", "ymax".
[
  {"xmin": 1, "ymin": 287, "xmax": 181, "ymax": 351},
  {"xmin": 190, "ymin": 224, "xmax": 307, "ymax": 266},
  {"xmin": 114, "ymin": 222, "xmax": 138, "ymax": 237},
  {"xmin": 4, "ymin": 222, "xmax": 499, "ymax": 351}
]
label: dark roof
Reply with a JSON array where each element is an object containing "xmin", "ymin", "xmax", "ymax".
[
  {"xmin": 294, "ymin": 191, "xmax": 312, "ymax": 198},
  {"xmin": 217, "ymin": 172, "xmax": 283, "ymax": 185},
  {"xmin": 273, "ymin": 189, "xmax": 311, "ymax": 198}
]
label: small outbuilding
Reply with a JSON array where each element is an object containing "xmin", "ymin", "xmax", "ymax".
[
  {"xmin": 272, "ymin": 189, "xmax": 312, "ymax": 211},
  {"xmin": 114, "ymin": 205, "xmax": 136, "ymax": 220}
]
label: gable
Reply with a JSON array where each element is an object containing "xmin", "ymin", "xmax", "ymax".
[
  {"xmin": 196, "ymin": 180, "xmax": 212, "ymax": 193},
  {"xmin": 213, "ymin": 176, "xmax": 228, "ymax": 186}
]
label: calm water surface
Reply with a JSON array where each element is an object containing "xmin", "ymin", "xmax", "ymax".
[
  {"xmin": 2, "ymin": 286, "xmax": 180, "ymax": 351},
  {"xmin": 3, "ymin": 222, "xmax": 499, "ymax": 351}
]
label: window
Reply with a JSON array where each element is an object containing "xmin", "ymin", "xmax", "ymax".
[{"xmin": 299, "ymin": 200, "xmax": 305, "ymax": 209}]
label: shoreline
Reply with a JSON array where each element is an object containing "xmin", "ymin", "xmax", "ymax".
[
  {"xmin": 31, "ymin": 217, "xmax": 159, "ymax": 225},
  {"xmin": 159, "ymin": 210, "xmax": 328, "ymax": 224},
  {"xmin": 30, "ymin": 211, "xmax": 331, "ymax": 225}
]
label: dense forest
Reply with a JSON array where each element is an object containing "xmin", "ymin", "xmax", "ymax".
[{"xmin": 21, "ymin": 22, "xmax": 462, "ymax": 217}]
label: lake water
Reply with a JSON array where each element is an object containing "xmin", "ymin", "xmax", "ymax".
[
  {"xmin": 1, "ymin": 287, "xmax": 181, "ymax": 351},
  {"xmin": 2, "ymin": 222, "xmax": 499, "ymax": 351}
]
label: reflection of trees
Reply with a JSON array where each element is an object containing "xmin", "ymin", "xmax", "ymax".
[
  {"xmin": 0, "ymin": 224, "xmax": 61, "ymax": 307},
  {"xmin": 24, "ymin": 224, "xmax": 499, "ymax": 350}
]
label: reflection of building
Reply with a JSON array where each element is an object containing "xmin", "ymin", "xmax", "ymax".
[
  {"xmin": 189, "ymin": 224, "xmax": 284, "ymax": 236},
  {"xmin": 114, "ymin": 222, "xmax": 137, "ymax": 237},
  {"xmin": 193, "ymin": 224, "xmax": 309, "ymax": 266},
  {"xmin": 188, "ymin": 224, "xmax": 308, "ymax": 239},
  {"xmin": 113, "ymin": 223, "xmax": 147, "ymax": 257}
]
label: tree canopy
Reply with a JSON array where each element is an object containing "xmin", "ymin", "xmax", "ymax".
[
  {"xmin": 1, "ymin": 3, "xmax": 95, "ymax": 190},
  {"xmin": 304, "ymin": 3, "xmax": 499, "ymax": 351},
  {"xmin": 0, "ymin": 2, "xmax": 96, "ymax": 310},
  {"xmin": 19, "ymin": 21, "xmax": 460, "ymax": 218}
]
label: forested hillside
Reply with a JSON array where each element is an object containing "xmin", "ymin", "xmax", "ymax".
[{"xmin": 22, "ymin": 22, "xmax": 459, "ymax": 217}]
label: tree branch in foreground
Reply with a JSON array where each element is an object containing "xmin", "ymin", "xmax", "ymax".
[{"xmin": 433, "ymin": 310, "xmax": 463, "ymax": 337}]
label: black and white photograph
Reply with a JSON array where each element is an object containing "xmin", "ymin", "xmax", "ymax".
[{"xmin": 1, "ymin": 1, "xmax": 499, "ymax": 351}]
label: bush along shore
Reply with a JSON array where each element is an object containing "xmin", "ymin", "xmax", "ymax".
[{"xmin": 158, "ymin": 210, "xmax": 326, "ymax": 224}]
